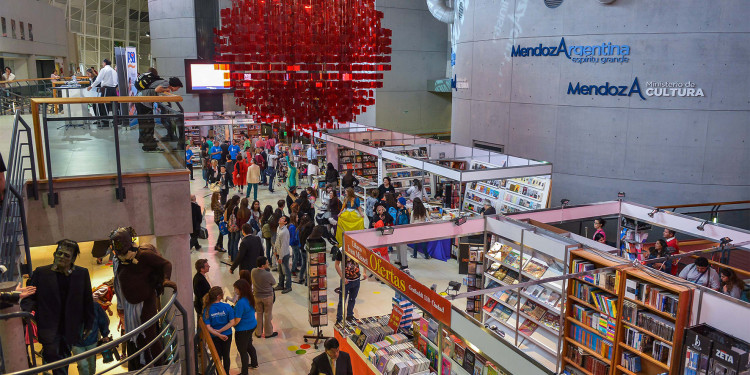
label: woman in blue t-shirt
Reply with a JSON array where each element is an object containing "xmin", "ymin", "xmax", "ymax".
[
  {"xmin": 233, "ymin": 279, "xmax": 259, "ymax": 374},
  {"xmin": 202, "ymin": 287, "xmax": 235, "ymax": 375}
]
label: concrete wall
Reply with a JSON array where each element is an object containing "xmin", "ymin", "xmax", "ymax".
[
  {"xmin": 148, "ymin": 0, "xmax": 199, "ymax": 111},
  {"xmin": 0, "ymin": 0, "xmax": 68, "ymax": 79},
  {"xmin": 452, "ymin": 0, "xmax": 750, "ymax": 209},
  {"xmin": 371, "ymin": 0, "xmax": 451, "ymax": 134}
]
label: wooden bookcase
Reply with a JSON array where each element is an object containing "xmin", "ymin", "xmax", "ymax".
[{"xmin": 562, "ymin": 250, "xmax": 692, "ymax": 375}]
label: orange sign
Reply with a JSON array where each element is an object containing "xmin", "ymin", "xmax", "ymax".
[{"xmin": 344, "ymin": 234, "xmax": 452, "ymax": 325}]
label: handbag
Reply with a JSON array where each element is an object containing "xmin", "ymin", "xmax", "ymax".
[
  {"xmin": 198, "ymin": 226, "xmax": 208, "ymax": 239},
  {"xmin": 209, "ymin": 182, "xmax": 221, "ymax": 193},
  {"xmin": 218, "ymin": 218, "xmax": 230, "ymax": 235}
]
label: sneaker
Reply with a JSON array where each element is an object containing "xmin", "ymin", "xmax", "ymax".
[
  {"xmin": 264, "ymin": 332, "xmax": 278, "ymax": 338},
  {"xmin": 282, "ymin": 288, "xmax": 292, "ymax": 294}
]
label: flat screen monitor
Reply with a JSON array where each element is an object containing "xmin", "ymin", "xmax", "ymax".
[{"xmin": 184, "ymin": 59, "xmax": 232, "ymax": 93}]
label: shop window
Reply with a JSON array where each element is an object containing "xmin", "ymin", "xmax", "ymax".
[
  {"xmin": 11, "ymin": 19, "xmax": 16, "ymax": 39},
  {"xmin": 1, "ymin": 18, "xmax": 6, "ymax": 37},
  {"xmin": 19, "ymin": 21, "xmax": 24, "ymax": 40},
  {"xmin": 544, "ymin": 0, "xmax": 563, "ymax": 8},
  {"xmin": 28, "ymin": 23, "xmax": 32, "ymax": 41}
]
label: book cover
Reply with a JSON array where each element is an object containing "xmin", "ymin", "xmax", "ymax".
[
  {"xmin": 540, "ymin": 311, "xmax": 560, "ymax": 331},
  {"xmin": 452, "ymin": 341, "xmax": 465, "ymax": 366},
  {"xmin": 318, "ymin": 264, "xmax": 327, "ymax": 276},
  {"xmin": 483, "ymin": 299, "xmax": 498, "ymax": 313},
  {"xmin": 523, "ymin": 259, "xmax": 549, "ymax": 279},
  {"xmin": 309, "ymin": 266, "xmax": 318, "ymax": 278},
  {"xmin": 463, "ymin": 347, "xmax": 476, "ymax": 373},
  {"xmin": 519, "ymin": 319, "xmax": 538, "ymax": 335}
]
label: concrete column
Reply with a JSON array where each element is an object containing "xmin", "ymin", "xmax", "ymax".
[
  {"xmin": 147, "ymin": 0, "xmax": 199, "ymax": 112},
  {"xmin": 155, "ymin": 234, "xmax": 194, "ymax": 374},
  {"xmin": 0, "ymin": 281, "xmax": 29, "ymax": 373}
]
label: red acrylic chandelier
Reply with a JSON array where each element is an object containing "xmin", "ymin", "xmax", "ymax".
[{"xmin": 215, "ymin": 0, "xmax": 392, "ymax": 132}]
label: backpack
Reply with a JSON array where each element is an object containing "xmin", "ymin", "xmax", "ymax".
[
  {"xmin": 135, "ymin": 72, "xmax": 162, "ymax": 91},
  {"xmin": 228, "ymin": 211, "xmax": 239, "ymax": 233},
  {"xmin": 217, "ymin": 217, "xmax": 230, "ymax": 235},
  {"xmin": 396, "ymin": 208, "xmax": 410, "ymax": 226}
]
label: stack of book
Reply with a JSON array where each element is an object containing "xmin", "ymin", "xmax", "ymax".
[
  {"xmin": 392, "ymin": 295, "xmax": 416, "ymax": 331},
  {"xmin": 621, "ymin": 352, "xmax": 642, "ymax": 372},
  {"xmin": 571, "ymin": 304, "xmax": 616, "ymax": 340},
  {"xmin": 624, "ymin": 279, "xmax": 679, "ymax": 316},
  {"xmin": 569, "ymin": 324, "xmax": 614, "ymax": 360},
  {"xmin": 636, "ymin": 312, "xmax": 675, "ymax": 342},
  {"xmin": 565, "ymin": 343, "xmax": 610, "ymax": 375},
  {"xmin": 364, "ymin": 340, "xmax": 431, "ymax": 374}
]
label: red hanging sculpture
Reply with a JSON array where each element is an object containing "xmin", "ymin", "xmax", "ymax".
[{"xmin": 215, "ymin": 0, "xmax": 392, "ymax": 133}]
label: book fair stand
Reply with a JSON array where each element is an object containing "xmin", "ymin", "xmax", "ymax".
[
  {"xmin": 508, "ymin": 200, "xmax": 750, "ymax": 375},
  {"xmin": 337, "ymin": 201, "xmax": 750, "ymax": 375}
]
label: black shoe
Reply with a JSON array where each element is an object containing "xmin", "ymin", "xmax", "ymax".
[
  {"xmin": 265, "ymin": 332, "xmax": 278, "ymax": 338},
  {"xmin": 282, "ymin": 288, "xmax": 292, "ymax": 294},
  {"xmin": 394, "ymin": 261, "xmax": 401, "ymax": 266}
]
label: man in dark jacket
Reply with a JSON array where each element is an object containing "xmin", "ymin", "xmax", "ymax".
[
  {"xmin": 308, "ymin": 338, "xmax": 353, "ymax": 375},
  {"xmin": 193, "ymin": 259, "xmax": 210, "ymax": 314},
  {"xmin": 22, "ymin": 239, "xmax": 95, "ymax": 375},
  {"xmin": 230, "ymin": 224, "xmax": 263, "ymax": 274},
  {"xmin": 190, "ymin": 194, "xmax": 203, "ymax": 250}
]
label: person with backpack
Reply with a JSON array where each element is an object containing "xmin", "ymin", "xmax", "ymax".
[
  {"xmin": 211, "ymin": 192, "xmax": 226, "ymax": 252},
  {"xmin": 135, "ymin": 73, "xmax": 183, "ymax": 151},
  {"xmin": 225, "ymin": 195, "xmax": 242, "ymax": 261},
  {"xmin": 393, "ymin": 197, "xmax": 410, "ymax": 269}
]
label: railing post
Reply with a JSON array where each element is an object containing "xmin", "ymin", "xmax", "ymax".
[
  {"xmin": 8, "ymin": 185, "xmax": 32, "ymax": 275},
  {"xmin": 40, "ymin": 104, "xmax": 57, "ymax": 207},
  {"xmin": 111, "ymin": 101, "xmax": 126, "ymax": 201}
]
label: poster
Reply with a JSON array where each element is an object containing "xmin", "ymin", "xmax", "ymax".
[{"xmin": 125, "ymin": 47, "xmax": 138, "ymax": 121}]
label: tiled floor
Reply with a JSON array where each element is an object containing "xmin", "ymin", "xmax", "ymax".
[{"xmin": 26, "ymin": 177, "xmax": 467, "ymax": 374}]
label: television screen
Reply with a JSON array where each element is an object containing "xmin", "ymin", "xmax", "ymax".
[{"xmin": 184, "ymin": 60, "xmax": 232, "ymax": 93}]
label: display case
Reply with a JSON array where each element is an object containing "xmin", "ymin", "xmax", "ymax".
[{"xmin": 462, "ymin": 161, "xmax": 551, "ymax": 215}]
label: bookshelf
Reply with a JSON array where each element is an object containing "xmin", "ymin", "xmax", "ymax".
[
  {"xmin": 383, "ymin": 160, "xmax": 433, "ymax": 197},
  {"xmin": 462, "ymin": 161, "xmax": 551, "ymax": 215},
  {"xmin": 563, "ymin": 250, "xmax": 692, "ymax": 375},
  {"xmin": 463, "ymin": 244, "xmax": 484, "ymax": 321},
  {"xmin": 481, "ymin": 238, "xmax": 566, "ymax": 370},
  {"xmin": 339, "ymin": 148, "xmax": 378, "ymax": 180},
  {"xmin": 307, "ymin": 241, "xmax": 329, "ymax": 328}
]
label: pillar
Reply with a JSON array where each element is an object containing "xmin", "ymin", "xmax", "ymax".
[
  {"xmin": 155, "ymin": 234, "xmax": 194, "ymax": 374},
  {"xmin": 0, "ymin": 281, "xmax": 29, "ymax": 373},
  {"xmin": 147, "ymin": 0, "xmax": 199, "ymax": 112}
]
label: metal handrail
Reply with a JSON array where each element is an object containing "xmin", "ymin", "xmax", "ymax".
[
  {"xmin": 0, "ymin": 111, "xmax": 39, "ymax": 282},
  {"xmin": 0, "ymin": 310, "xmax": 38, "ymax": 371},
  {"xmin": 7, "ymin": 287, "xmax": 193, "ymax": 375}
]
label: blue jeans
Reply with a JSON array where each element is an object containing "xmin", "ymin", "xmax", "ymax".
[
  {"xmin": 337, "ymin": 279, "xmax": 360, "ymax": 322},
  {"xmin": 72, "ymin": 343, "xmax": 97, "ymax": 375},
  {"xmin": 260, "ymin": 166, "xmax": 267, "ymax": 185},
  {"xmin": 246, "ymin": 183, "xmax": 258, "ymax": 201},
  {"xmin": 291, "ymin": 245, "xmax": 301, "ymax": 272},
  {"xmin": 228, "ymin": 232, "xmax": 241, "ymax": 261},
  {"xmin": 412, "ymin": 242, "xmax": 430, "ymax": 258},
  {"xmin": 266, "ymin": 167, "xmax": 276, "ymax": 191},
  {"xmin": 202, "ymin": 168, "xmax": 209, "ymax": 186},
  {"xmin": 278, "ymin": 254, "xmax": 291, "ymax": 290}
]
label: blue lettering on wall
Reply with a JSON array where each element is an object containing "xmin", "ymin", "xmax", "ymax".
[
  {"xmin": 567, "ymin": 77, "xmax": 646, "ymax": 100},
  {"xmin": 511, "ymin": 37, "xmax": 630, "ymax": 64}
]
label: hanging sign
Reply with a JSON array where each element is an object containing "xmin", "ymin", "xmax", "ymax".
[{"xmin": 344, "ymin": 234, "xmax": 452, "ymax": 325}]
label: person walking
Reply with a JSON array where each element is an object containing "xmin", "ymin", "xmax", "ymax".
[
  {"xmin": 254, "ymin": 149, "xmax": 268, "ymax": 186},
  {"xmin": 202, "ymin": 287, "xmax": 234, "ymax": 375},
  {"xmin": 225, "ymin": 195, "xmax": 242, "ymax": 261},
  {"xmin": 335, "ymin": 248, "xmax": 366, "ymax": 323},
  {"xmin": 246, "ymin": 157, "xmax": 261, "ymax": 201},
  {"xmin": 274, "ymin": 215, "xmax": 292, "ymax": 294},
  {"xmin": 193, "ymin": 259, "xmax": 211, "ymax": 314},
  {"xmin": 289, "ymin": 213, "xmax": 301, "ymax": 276},
  {"xmin": 190, "ymin": 194, "xmax": 203, "ymax": 250},
  {"xmin": 232, "ymin": 279, "xmax": 259, "ymax": 373},
  {"xmin": 72, "ymin": 301, "xmax": 111, "ymax": 375},
  {"xmin": 287, "ymin": 156, "xmax": 298, "ymax": 189},
  {"xmin": 251, "ymin": 257, "xmax": 278, "ymax": 338},
  {"xmin": 266, "ymin": 148, "xmax": 278, "ymax": 192},
  {"xmin": 234, "ymin": 154, "xmax": 248, "ymax": 194},
  {"xmin": 211, "ymin": 192, "xmax": 226, "ymax": 252},
  {"xmin": 218, "ymin": 165, "xmax": 231, "ymax": 205},
  {"xmin": 231, "ymin": 223, "xmax": 263, "ymax": 275}
]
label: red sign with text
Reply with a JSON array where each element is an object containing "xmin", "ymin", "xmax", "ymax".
[{"xmin": 344, "ymin": 234, "xmax": 452, "ymax": 325}]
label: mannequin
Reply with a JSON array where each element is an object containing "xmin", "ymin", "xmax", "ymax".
[
  {"xmin": 109, "ymin": 227, "xmax": 175, "ymax": 370},
  {"xmin": 22, "ymin": 240, "xmax": 95, "ymax": 375}
]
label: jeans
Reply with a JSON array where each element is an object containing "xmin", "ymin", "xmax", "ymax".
[
  {"xmin": 279, "ymin": 254, "xmax": 291, "ymax": 290},
  {"xmin": 260, "ymin": 166, "xmax": 268, "ymax": 185},
  {"xmin": 211, "ymin": 333, "xmax": 232, "ymax": 375},
  {"xmin": 298, "ymin": 249, "xmax": 307, "ymax": 282},
  {"xmin": 235, "ymin": 328, "xmax": 259, "ymax": 373},
  {"xmin": 291, "ymin": 245, "xmax": 301, "ymax": 272},
  {"xmin": 202, "ymin": 168, "xmax": 209, "ymax": 186},
  {"xmin": 72, "ymin": 343, "xmax": 97, "ymax": 375},
  {"xmin": 264, "ymin": 237, "xmax": 272, "ymax": 260},
  {"xmin": 337, "ymin": 279, "xmax": 360, "ymax": 323},
  {"xmin": 41, "ymin": 335, "xmax": 71, "ymax": 375},
  {"xmin": 266, "ymin": 167, "xmax": 276, "ymax": 192},
  {"xmin": 254, "ymin": 296, "xmax": 274, "ymax": 337},
  {"xmin": 246, "ymin": 183, "xmax": 258, "ymax": 201},
  {"xmin": 412, "ymin": 242, "xmax": 429, "ymax": 258},
  {"xmin": 228, "ymin": 231, "xmax": 241, "ymax": 260},
  {"xmin": 215, "ymin": 222, "xmax": 224, "ymax": 249}
]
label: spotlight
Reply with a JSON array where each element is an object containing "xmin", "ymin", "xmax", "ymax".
[
  {"xmin": 720, "ymin": 237, "xmax": 732, "ymax": 247},
  {"xmin": 376, "ymin": 226, "xmax": 394, "ymax": 235},
  {"xmin": 453, "ymin": 215, "xmax": 467, "ymax": 226},
  {"xmin": 617, "ymin": 192, "xmax": 626, "ymax": 198},
  {"xmin": 697, "ymin": 221, "xmax": 708, "ymax": 231},
  {"xmin": 430, "ymin": 284, "xmax": 437, "ymax": 292},
  {"xmin": 647, "ymin": 208, "xmax": 661, "ymax": 218},
  {"xmin": 560, "ymin": 199, "xmax": 570, "ymax": 207}
]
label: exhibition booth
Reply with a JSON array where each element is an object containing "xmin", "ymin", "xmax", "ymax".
[{"xmin": 333, "ymin": 201, "xmax": 750, "ymax": 375}]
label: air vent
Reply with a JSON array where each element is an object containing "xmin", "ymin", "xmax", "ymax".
[
  {"xmin": 457, "ymin": 0, "xmax": 465, "ymax": 21},
  {"xmin": 544, "ymin": 0, "xmax": 563, "ymax": 8}
]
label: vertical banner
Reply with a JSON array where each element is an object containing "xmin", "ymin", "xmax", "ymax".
[{"xmin": 125, "ymin": 47, "xmax": 138, "ymax": 125}]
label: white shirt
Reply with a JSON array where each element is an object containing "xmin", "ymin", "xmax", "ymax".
[
  {"xmin": 2, "ymin": 72, "xmax": 15, "ymax": 81},
  {"xmin": 306, "ymin": 147, "xmax": 317, "ymax": 160},
  {"xmin": 307, "ymin": 164, "xmax": 319, "ymax": 175},
  {"xmin": 90, "ymin": 65, "xmax": 118, "ymax": 88}
]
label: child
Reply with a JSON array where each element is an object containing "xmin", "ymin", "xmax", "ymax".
[{"xmin": 365, "ymin": 189, "xmax": 378, "ymax": 228}]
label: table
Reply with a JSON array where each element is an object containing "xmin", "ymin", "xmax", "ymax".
[{"xmin": 51, "ymin": 86, "xmax": 96, "ymax": 129}]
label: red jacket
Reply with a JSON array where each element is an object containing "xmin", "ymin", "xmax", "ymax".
[{"xmin": 233, "ymin": 160, "xmax": 248, "ymax": 186}]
